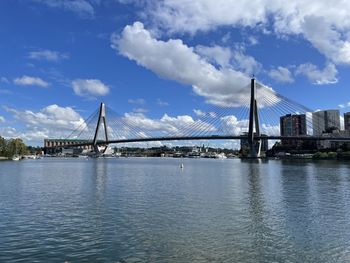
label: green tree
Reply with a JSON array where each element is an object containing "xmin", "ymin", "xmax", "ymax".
[
  {"xmin": 0, "ymin": 136, "xmax": 6, "ymax": 156},
  {"xmin": 0, "ymin": 137, "xmax": 28, "ymax": 157}
]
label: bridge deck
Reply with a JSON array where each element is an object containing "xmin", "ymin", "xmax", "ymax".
[{"xmin": 44, "ymin": 135, "xmax": 350, "ymax": 149}]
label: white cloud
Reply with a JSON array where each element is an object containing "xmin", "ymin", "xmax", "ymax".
[
  {"xmin": 113, "ymin": 22, "xmax": 277, "ymax": 107},
  {"xmin": 33, "ymin": 0, "xmax": 94, "ymax": 18},
  {"xmin": 156, "ymin": 98, "xmax": 169, "ymax": 106},
  {"xmin": 268, "ymin": 66, "xmax": 294, "ymax": 83},
  {"xmin": 220, "ymin": 115, "xmax": 249, "ymax": 135},
  {"xmin": 295, "ymin": 63, "xmax": 338, "ymax": 85},
  {"xmin": 71, "ymin": 79, "xmax": 109, "ymax": 97},
  {"xmin": 13, "ymin": 75, "xmax": 49, "ymax": 87},
  {"xmin": 231, "ymin": 50, "xmax": 262, "ymax": 75},
  {"xmin": 121, "ymin": 112, "xmax": 217, "ymax": 137},
  {"xmin": 195, "ymin": 45, "xmax": 261, "ymax": 75},
  {"xmin": 0, "ymin": 127, "xmax": 18, "ymax": 138},
  {"xmin": 220, "ymin": 115, "xmax": 279, "ymax": 136},
  {"xmin": 247, "ymin": 36, "xmax": 259, "ymax": 46},
  {"xmin": 195, "ymin": 45, "xmax": 232, "ymax": 68},
  {"xmin": 261, "ymin": 124, "xmax": 280, "ymax": 136},
  {"xmin": 142, "ymin": 0, "xmax": 350, "ymax": 65},
  {"xmin": 6, "ymin": 104, "xmax": 85, "ymax": 130},
  {"xmin": 193, "ymin": 109, "xmax": 216, "ymax": 118},
  {"xmin": 28, "ymin": 49, "xmax": 69, "ymax": 62},
  {"xmin": 128, "ymin": 98, "xmax": 145, "ymax": 105},
  {"xmin": 300, "ymin": 15, "xmax": 350, "ymax": 65},
  {"xmin": 338, "ymin": 102, "xmax": 350, "ymax": 109},
  {"xmin": 4, "ymin": 104, "xmax": 88, "ymax": 143},
  {"xmin": 0, "ymin": 116, "xmax": 5, "ymax": 123},
  {"xmin": 193, "ymin": 109, "xmax": 206, "ymax": 117}
]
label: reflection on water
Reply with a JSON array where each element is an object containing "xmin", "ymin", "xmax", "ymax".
[{"xmin": 1, "ymin": 158, "xmax": 350, "ymax": 262}]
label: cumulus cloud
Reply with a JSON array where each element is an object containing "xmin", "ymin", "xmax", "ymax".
[
  {"xmin": 193, "ymin": 109, "xmax": 216, "ymax": 118},
  {"xmin": 300, "ymin": 15, "xmax": 350, "ymax": 65},
  {"xmin": 295, "ymin": 63, "xmax": 338, "ymax": 85},
  {"xmin": 195, "ymin": 45, "xmax": 261, "ymax": 75},
  {"xmin": 338, "ymin": 102, "xmax": 350, "ymax": 109},
  {"xmin": 268, "ymin": 66, "xmax": 294, "ymax": 83},
  {"xmin": 261, "ymin": 124, "xmax": 280, "ymax": 136},
  {"xmin": 6, "ymin": 104, "xmax": 85, "ymax": 130},
  {"xmin": 71, "ymin": 79, "xmax": 109, "ymax": 97},
  {"xmin": 13, "ymin": 75, "xmax": 49, "ymax": 87},
  {"xmin": 141, "ymin": 0, "xmax": 350, "ymax": 65},
  {"xmin": 195, "ymin": 45, "xmax": 232, "ymax": 68},
  {"xmin": 112, "ymin": 22, "xmax": 277, "ymax": 107},
  {"xmin": 33, "ymin": 0, "xmax": 94, "ymax": 18},
  {"xmin": 231, "ymin": 50, "xmax": 262, "ymax": 76},
  {"xmin": 28, "ymin": 49, "xmax": 69, "ymax": 62},
  {"xmin": 121, "ymin": 112, "xmax": 217, "ymax": 137},
  {"xmin": 4, "ymin": 104, "xmax": 87, "ymax": 143},
  {"xmin": 0, "ymin": 116, "xmax": 5, "ymax": 123},
  {"xmin": 220, "ymin": 115, "xmax": 249, "ymax": 135}
]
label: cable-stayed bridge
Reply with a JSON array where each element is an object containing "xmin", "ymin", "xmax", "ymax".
[{"xmin": 45, "ymin": 79, "xmax": 350, "ymax": 157}]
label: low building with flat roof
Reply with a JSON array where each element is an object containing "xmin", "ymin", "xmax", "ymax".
[{"xmin": 43, "ymin": 139, "xmax": 94, "ymax": 154}]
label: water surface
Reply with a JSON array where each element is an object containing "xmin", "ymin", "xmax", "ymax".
[{"xmin": 1, "ymin": 158, "xmax": 350, "ymax": 262}]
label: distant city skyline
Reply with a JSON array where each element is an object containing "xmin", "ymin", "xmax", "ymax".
[{"xmin": 1, "ymin": 1, "xmax": 350, "ymax": 146}]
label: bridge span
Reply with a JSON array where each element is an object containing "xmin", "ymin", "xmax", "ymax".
[{"xmin": 44, "ymin": 79, "xmax": 350, "ymax": 157}]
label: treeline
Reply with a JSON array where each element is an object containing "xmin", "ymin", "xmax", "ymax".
[
  {"xmin": 0, "ymin": 136, "xmax": 28, "ymax": 157},
  {"xmin": 313, "ymin": 151, "xmax": 350, "ymax": 160}
]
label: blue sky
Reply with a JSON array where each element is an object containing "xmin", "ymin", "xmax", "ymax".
[{"xmin": 0, "ymin": 0, "xmax": 350, "ymax": 146}]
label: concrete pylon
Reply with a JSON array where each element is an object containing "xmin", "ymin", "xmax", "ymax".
[
  {"xmin": 92, "ymin": 102, "xmax": 109, "ymax": 155},
  {"xmin": 247, "ymin": 78, "xmax": 261, "ymax": 158}
]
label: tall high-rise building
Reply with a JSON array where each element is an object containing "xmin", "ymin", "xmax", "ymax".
[
  {"xmin": 312, "ymin": 110, "xmax": 340, "ymax": 135},
  {"xmin": 280, "ymin": 114, "xmax": 307, "ymax": 147},
  {"xmin": 280, "ymin": 114, "xmax": 307, "ymax": 136},
  {"xmin": 344, "ymin": 112, "xmax": 350, "ymax": 131}
]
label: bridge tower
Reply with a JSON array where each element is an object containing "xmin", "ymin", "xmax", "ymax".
[
  {"xmin": 92, "ymin": 102, "xmax": 109, "ymax": 155},
  {"xmin": 247, "ymin": 78, "xmax": 261, "ymax": 158}
]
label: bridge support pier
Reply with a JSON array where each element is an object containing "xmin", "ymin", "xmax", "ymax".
[
  {"xmin": 92, "ymin": 102, "xmax": 109, "ymax": 155},
  {"xmin": 248, "ymin": 78, "xmax": 261, "ymax": 158}
]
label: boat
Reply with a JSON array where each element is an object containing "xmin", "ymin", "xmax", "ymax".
[
  {"xmin": 12, "ymin": 155, "xmax": 20, "ymax": 161},
  {"xmin": 12, "ymin": 144, "xmax": 21, "ymax": 161},
  {"xmin": 187, "ymin": 151, "xmax": 201, "ymax": 158},
  {"xmin": 214, "ymin": 153, "xmax": 227, "ymax": 159}
]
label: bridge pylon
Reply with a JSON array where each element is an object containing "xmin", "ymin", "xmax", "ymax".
[
  {"xmin": 247, "ymin": 78, "xmax": 261, "ymax": 158},
  {"xmin": 92, "ymin": 102, "xmax": 109, "ymax": 155}
]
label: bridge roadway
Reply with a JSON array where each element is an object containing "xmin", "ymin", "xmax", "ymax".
[{"xmin": 44, "ymin": 135, "xmax": 350, "ymax": 149}]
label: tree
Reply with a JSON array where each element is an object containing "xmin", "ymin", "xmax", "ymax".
[
  {"xmin": 0, "ymin": 136, "xmax": 6, "ymax": 156},
  {"xmin": 0, "ymin": 137, "xmax": 28, "ymax": 157}
]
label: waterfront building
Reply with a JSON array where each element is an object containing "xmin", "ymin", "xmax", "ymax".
[
  {"xmin": 280, "ymin": 113, "xmax": 307, "ymax": 147},
  {"xmin": 280, "ymin": 114, "xmax": 307, "ymax": 136},
  {"xmin": 312, "ymin": 110, "xmax": 340, "ymax": 135},
  {"xmin": 43, "ymin": 139, "xmax": 94, "ymax": 154},
  {"xmin": 317, "ymin": 130, "xmax": 350, "ymax": 149},
  {"xmin": 344, "ymin": 112, "xmax": 350, "ymax": 131}
]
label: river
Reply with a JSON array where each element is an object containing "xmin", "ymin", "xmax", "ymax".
[{"xmin": 1, "ymin": 158, "xmax": 350, "ymax": 262}]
